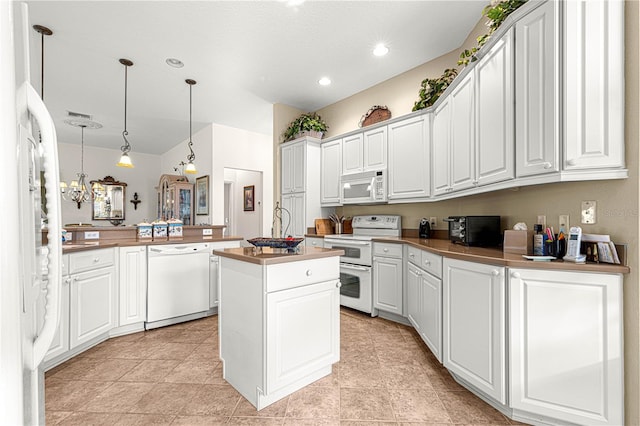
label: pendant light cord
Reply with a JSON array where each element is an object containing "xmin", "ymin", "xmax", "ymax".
[
  {"xmin": 81, "ymin": 126, "xmax": 85, "ymax": 175},
  {"xmin": 186, "ymin": 79, "xmax": 196, "ymax": 162},
  {"xmin": 120, "ymin": 60, "xmax": 132, "ymax": 153},
  {"xmin": 40, "ymin": 30, "xmax": 45, "ymax": 100}
]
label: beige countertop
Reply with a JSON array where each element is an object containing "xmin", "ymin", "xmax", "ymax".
[
  {"xmin": 214, "ymin": 246, "xmax": 345, "ymax": 266},
  {"xmin": 62, "ymin": 236, "xmax": 243, "ymax": 253},
  {"xmin": 377, "ymin": 237, "xmax": 631, "ymax": 274}
]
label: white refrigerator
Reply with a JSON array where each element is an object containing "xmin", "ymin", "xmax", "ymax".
[{"xmin": 0, "ymin": 2, "xmax": 62, "ymax": 424}]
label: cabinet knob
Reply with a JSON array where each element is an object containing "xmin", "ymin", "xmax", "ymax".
[
  {"xmin": 567, "ymin": 159, "xmax": 577, "ymax": 166},
  {"xmin": 492, "ymin": 270, "xmax": 500, "ymax": 277},
  {"xmin": 543, "ymin": 162, "xmax": 552, "ymax": 169},
  {"xmin": 93, "ymin": 258, "xmax": 100, "ymax": 263},
  {"xmin": 306, "ymin": 270, "xmax": 312, "ymax": 276},
  {"xmin": 73, "ymin": 277, "xmax": 79, "ymax": 282},
  {"xmin": 409, "ymin": 253, "xmax": 415, "ymax": 258},
  {"xmin": 383, "ymin": 248, "xmax": 388, "ymax": 253},
  {"xmin": 472, "ymin": 180, "xmax": 479, "ymax": 185},
  {"xmin": 336, "ymin": 281, "xmax": 342, "ymax": 288},
  {"xmin": 511, "ymin": 272, "xmax": 521, "ymax": 279},
  {"xmin": 64, "ymin": 277, "xmax": 71, "ymax": 285},
  {"xmin": 424, "ymin": 260, "xmax": 431, "ymax": 266}
]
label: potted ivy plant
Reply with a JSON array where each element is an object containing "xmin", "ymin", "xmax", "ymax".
[{"xmin": 282, "ymin": 112, "xmax": 329, "ymax": 142}]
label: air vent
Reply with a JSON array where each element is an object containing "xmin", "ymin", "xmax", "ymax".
[{"xmin": 64, "ymin": 111, "xmax": 103, "ymax": 129}]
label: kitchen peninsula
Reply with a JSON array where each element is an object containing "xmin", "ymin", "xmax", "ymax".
[{"xmin": 215, "ymin": 245, "xmax": 344, "ymax": 410}]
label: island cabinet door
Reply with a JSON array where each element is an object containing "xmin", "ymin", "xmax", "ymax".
[
  {"xmin": 509, "ymin": 268, "xmax": 623, "ymax": 426},
  {"xmin": 265, "ymin": 279, "xmax": 340, "ymax": 394}
]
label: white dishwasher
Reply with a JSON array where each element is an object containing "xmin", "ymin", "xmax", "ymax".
[{"xmin": 146, "ymin": 243, "xmax": 211, "ymax": 329}]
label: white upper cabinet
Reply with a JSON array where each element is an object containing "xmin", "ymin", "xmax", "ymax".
[
  {"xmin": 563, "ymin": 0, "xmax": 625, "ymax": 171},
  {"xmin": 342, "ymin": 133, "xmax": 364, "ymax": 175},
  {"xmin": 320, "ymin": 139, "xmax": 342, "ymax": 205},
  {"xmin": 515, "ymin": 1, "xmax": 560, "ymax": 177},
  {"xmin": 432, "ymin": 98, "xmax": 451, "ymax": 196},
  {"xmin": 281, "ymin": 140, "xmax": 306, "ymax": 194},
  {"xmin": 476, "ymin": 28, "xmax": 515, "ymax": 186},
  {"xmin": 450, "ymin": 72, "xmax": 476, "ymax": 192},
  {"xmin": 388, "ymin": 114, "xmax": 431, "ymax": 200},
  {"xmin": 363, "ymin": 126, "xmax": 387, "ymax": 171},
  {"xmin": 342, "ymin": 127, "xmax": 387, "ymax": 175}
]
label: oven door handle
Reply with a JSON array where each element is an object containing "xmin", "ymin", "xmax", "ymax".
[
  {"xmin": 340, "ymin": 264, "xmax": 369, "ymax": 271},
  {"xmin": 325, "ymin": 239, "xmax": 370, "ymax": 246}
]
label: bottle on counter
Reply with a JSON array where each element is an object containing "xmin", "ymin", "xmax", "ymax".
[{"xmin": 533, "ymin": 224, "xmax": 544, "ymax": 256}]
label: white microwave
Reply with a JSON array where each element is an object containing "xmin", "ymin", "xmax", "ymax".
[{"xmin": 341, "ymin": 170, "xmax": 387, "ymax": 204}]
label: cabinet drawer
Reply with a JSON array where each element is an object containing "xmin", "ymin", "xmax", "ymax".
[
  {"xmin": 69, "ymin": 248, "xmax": 115, "ymax": 275},
  {"xmin": 373, "ymin": 242, "xmax": 403, "ymax": 258},
  {"xmin": 407, "ymin": 246, "xmax": 422, "ymax": 266},
  {"xmin": 266, "ymin": 257, "xmax": 339, "ymax": 292},
  {"xmin": 421, "ymin": 250, "xmax": 442, "ymax": 279},
  {"xmin": 305, "ymin": 237, "xmax": 324, "ymax": 248}
]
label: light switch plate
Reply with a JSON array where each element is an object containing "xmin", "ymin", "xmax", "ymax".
[
  {"xmin": 84, "ymin": 231, "xmax": 100, "ymax": 239},
  {"xmin": 429, "ymin": 217, "xmax": 437, "ymax": 229},
  {"xmin": 537, "ymin": 215, "xmax": 547, "ymax": 227},
  {"xmin": 581, "ymin": 201, "xmax": 597, "ymax": 224},
  {"xmin": 559, "ymin": 215, "xmax": 569, "ymax": 231}
]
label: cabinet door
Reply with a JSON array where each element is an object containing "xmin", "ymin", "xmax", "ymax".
[
  {"xmin": 476, "ymin": 28, "xmax": 514, "ymax": 186},
  {"xmin": 509, "ymin": 269, "xmax": 623, "ymax": 425},
  {"xmin": 209, "ymin": 255, "xmax": 219, "ymax": 308},
  {"xmin": 564, "ymin": 0, "xmax": 624, "ymax": 170},
  {"xmin": 432, "ymin": 98, "xmax": 451, "ymax": 196},
  {"xmin": 388, "ymin": 114, "xmax": 431, "ymax": 200},
  {"xmin": 282, "ymin": 193, "xmax": 305, "ymax": 238},
  {"xmin": 420, "ymin": 271, "xmax": 442, "ymax": 362},
  {"xmin": 450, "ymin": 72, "xmax": 475, "ymax": 192},
  {"xmin": 281, "ymin": 143, "xmax": 294, "ymax": 193},
  {"xmin": 281, "ymin": 141, "xmax": 305, "ymax": 194},
  {"xmin": 515, "ymin": 0, "xmax": 560, "ymax": 177},
  {"xmin": 320, "ymin": 139, "xmax": 342, "ymax": 204},
  {"xmin": 43, "ymin": 276, "xmax": 70, "ymax": 363},
  {"xmin": 373, "ymin": 256, "xmax": 403, "ymax": 315},
  {"xmin": 342, "ymin": 133, "xmax": 364, "ymax": 175},
  {"xmin": 406, "ymin": 264, "xmax": 422, "ymax": 332},
  {"xmin": 70, "ymin": 266, "xmax": 116, "ymax": 349},
  {"xmin": 266, "ymin": 279, "xmax": 340, "ymax": 394},
  {"xmin": 443, "ymin": 258, "xmax": 505, "ymax": 404},
  {"xmin": 363, "ymin": 126, "xmax": 387, "ymax": 171},
  {"xmin": 119, "ymin": 246, "xmax": 147, "ymax": 326}
]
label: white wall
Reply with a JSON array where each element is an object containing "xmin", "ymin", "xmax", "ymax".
[
  {"xmin": 213, "ymin": 123, "xmax": 273, "ymax": 237},
  {"xmin": 224, "ymin": 168, "xmax": 263, "ymax": 242},
  {"xmin": 160, "ymin": 125, "xmax": 213, "ymax": 225},
  {"xmin": 58, "ymin": 143, "xmax": 160, "ymax": 226}
]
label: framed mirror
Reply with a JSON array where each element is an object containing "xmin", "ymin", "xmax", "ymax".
[{"xmin": 90, "ymin": 176, "xmax": 127, "ymax": 222}]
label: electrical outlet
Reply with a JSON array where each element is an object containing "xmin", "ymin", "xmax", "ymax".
[
  {"xmin": 65, "ymin": 232, "xmax": 73, "ymax": 241},
  {"xmin": 429, "ymin": 217, "xmax": 437, "ymax": 229},
  {"xmin": 581, "ymin": 201, "xmax": 597, "ymax": 224},
  {"xmin": 537, "ymin": 215, "xmax": 547, "ymax": 228},
  {"xmin": 202, "ymin": 228, "xmax": 213, "ymax": 236},
  {"xmin": 84, "ymin": 231, "xmax": 99, "ymax": 240},
  {"xmin": 559, "ymin": 215, "xmax": 569, "ymax": 231}
]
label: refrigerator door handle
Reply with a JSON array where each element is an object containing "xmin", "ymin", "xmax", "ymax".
[{"xmin": 22, "ymin": 81, "xmax": 62, "ymax": 370}]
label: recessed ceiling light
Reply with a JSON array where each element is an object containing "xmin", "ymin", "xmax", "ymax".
[
  {"xmin": 373, "ymin": 44, "xmax": 389, "ymax": 57},
  {"xmin": 166, "ymin": 58, "xmax": 184, "ymax": 68},
  {"xmin": 318, "ymin": 77, "xmax": 331, "ymax": 86}
]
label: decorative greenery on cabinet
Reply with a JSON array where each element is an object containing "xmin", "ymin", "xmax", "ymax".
[{"xmin": 282, "ymin": 112, "xmax": 329, "ymax": 142}]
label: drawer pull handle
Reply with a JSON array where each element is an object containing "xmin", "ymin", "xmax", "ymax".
[{"xmin": 306, "ymin": 270, "xmax": 312, "ymax": 276}]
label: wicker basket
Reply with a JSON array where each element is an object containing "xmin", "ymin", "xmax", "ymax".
[{"xmin": 359, "ymin": 106, "xmax": 391, "ymax": 127}]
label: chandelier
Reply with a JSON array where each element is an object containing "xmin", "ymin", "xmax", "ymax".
[{"xmin": 60, "ymin": 122, "xmax": 102, "ymax": 208}]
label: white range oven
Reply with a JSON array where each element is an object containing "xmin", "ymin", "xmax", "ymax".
[{"xmin": 323, "ymin": 215, "xmax": 401, "ymax": 316}]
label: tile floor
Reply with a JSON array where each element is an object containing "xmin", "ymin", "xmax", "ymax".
[{"xmin": 45, "ymin": 308, "xmax": 526, "ymax": 425}]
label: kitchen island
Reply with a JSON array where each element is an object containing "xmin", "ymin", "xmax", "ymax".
[{"xmin": 214, "ymin": 246, "xmax": 344, "ymax": 410}]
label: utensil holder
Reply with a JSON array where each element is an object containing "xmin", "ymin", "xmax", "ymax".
[{"xmin": 335, "ymin": 223, "xmax": 343, "ymax": 234}]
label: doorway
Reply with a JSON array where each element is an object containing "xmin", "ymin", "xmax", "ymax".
[{"xmin": 223, "ymin": 168, "xmax": 262, "ymax": 244}]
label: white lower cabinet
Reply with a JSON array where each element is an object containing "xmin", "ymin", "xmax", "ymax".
[
  {"xmin": 509, "ymin": 268, "xmax": 623, "ymax": 426},
  {"xmin": 443, "ymin": 258, "xmax": 506, "ymax": 404},
  {"xmin": 305, "ymin": 236, "xmax": 324, "ymax": 248},
  {"xmin": 118, "ymin": 246, "xmax": 147, "ymax": 326},
  {"xmin": 69, "ymin": 248, "xmax": 117, "ymax": 350},
  {"xmin": 209, "ymin": 241, "xmax": 241, "ymax": 309},
  {"xmin": 406, "ymin": 262, "xmax": 442, "ymax": 362},
  {"xmin": 43, "ymin": 254, "xmax": 70, "ymax": 363},
  {"xmin": 373, "ymin": 243, "xmax": 403, "ymax": 316}
]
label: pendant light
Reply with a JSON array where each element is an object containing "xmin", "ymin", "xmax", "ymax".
[
  {"xmin": 184, "ymin": 78, "xmax": 197, "ymax": 174},
  {"xmin": 117, "ymin": 58, "xmax": 134, "ymax": 168},
  {"xmin": 33, "ymin": 24, "xmax": 53, "ymax": 100},
  {"xmin": 60, "ymin": 123, "xmax": 99, "ymax": 209}
]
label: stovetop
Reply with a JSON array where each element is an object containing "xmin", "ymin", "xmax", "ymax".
[{"xmin": 324, "ymin": 215, "xmax": 402, "ymax": 240}]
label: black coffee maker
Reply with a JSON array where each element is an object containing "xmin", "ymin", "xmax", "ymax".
[{"xmin": 419, "ymin": 218, "xmax": 431, "ymax": 239}]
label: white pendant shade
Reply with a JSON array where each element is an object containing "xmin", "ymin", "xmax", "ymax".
[
  {"xmin": 184, "ymin": 161, "xmax": 197, "ymax": 174},
  {"xmin": 117, "ymin": 152, "xmax": 134, "ymax": 168}
]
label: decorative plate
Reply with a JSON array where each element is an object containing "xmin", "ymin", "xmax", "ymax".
[{"xmin": 247, "ymin": 237, "xmax": 304, "ymax": 249}]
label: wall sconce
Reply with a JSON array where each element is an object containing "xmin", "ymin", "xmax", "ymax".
[{"xmin": 130, "ymin": 192, "xmax": 141, "ymax": 210}]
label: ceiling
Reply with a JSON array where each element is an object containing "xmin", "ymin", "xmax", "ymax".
[{"xmin": 25, "ymin": 0, "xmax": 487, "ymax": 155}]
